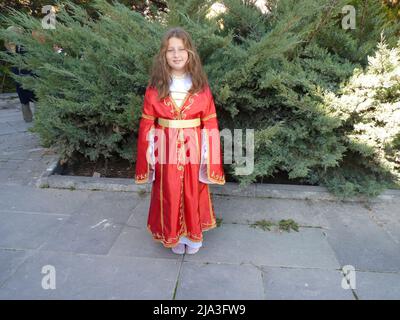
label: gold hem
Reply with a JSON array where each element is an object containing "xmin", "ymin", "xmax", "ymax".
[{"xmin": 146, "ymin": 223, "xmax": 217, "ymax": 248}]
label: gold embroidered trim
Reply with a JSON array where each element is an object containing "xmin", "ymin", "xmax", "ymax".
[
  {"xmin": 146, "ymin": 223, "xmax": 217, "ymax": 248},
  {"xmin": 141, "ymin": 113, "xmax": 156, "ymax": 121},
  {"xmin": 204, "ymin": 129, "xmax": 226, "ymax": 185},
  {"xmin": 210, "ymin": 170, "xmax": 225, "ymax": 184},
  {"xmin": 180, "ymin": 93, "xmax": 198, "ymax": 117},
  {"xmin": 179, "ymin": 169, "xmax": 186, "ymax": 236},
  {"xmin": 135, "ymin": 173, "xmax": 149, "ymax": 183},
  {"xmin": 160, "ymin": 126, "xmax": 164, "ymax": 233},
  {"xmin": 201, "ymin": 113, "xmax": 217, "ymax": 122},
  {"xmin": 171, "ymin": 92, "xmax": 191, "ymax": 114},
  {"xmin": 163, "ymin": 92, "xmax": 198, "ymax": 120},
  {"xmin": 135, "ymin": 124, "xmax": 155, "ymax": 184},
  {"xmin": 167, "ymin": 92, "xmax": 191, "ymax": 120},
  {"xmin": 195, "ymin": 129, "xmax": 201, "ymax": 164}
]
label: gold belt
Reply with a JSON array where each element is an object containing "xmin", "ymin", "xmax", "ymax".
[{"xmin": 158, "ymin": 117, "xmax": 201, "ymax": 128}]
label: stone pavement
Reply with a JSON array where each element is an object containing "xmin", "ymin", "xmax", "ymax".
[{"xmin": 0, "ymin": 93, "xmax": 399, "ymax": 300}]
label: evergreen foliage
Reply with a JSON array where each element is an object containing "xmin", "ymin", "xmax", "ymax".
[{"xmin": 0, "ymin": 0, "xmax": 399, "ymax": 197}]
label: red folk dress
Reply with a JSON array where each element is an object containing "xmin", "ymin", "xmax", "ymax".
[{"xmin": 134, "ymin": 82, "xmax": 225, "ymax": 248}]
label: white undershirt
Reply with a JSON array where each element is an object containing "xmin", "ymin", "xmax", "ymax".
[{"xmin": 169, "ymin": 73, "xmax": 192, "ymax": 108}]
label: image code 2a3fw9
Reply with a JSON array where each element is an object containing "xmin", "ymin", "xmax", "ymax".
[{"xmin": 153, "ymin": 304, "xmax": 246, "ymax": 317}]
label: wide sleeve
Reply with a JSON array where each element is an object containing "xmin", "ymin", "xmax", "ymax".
[
  {"xmin": 134, "ymin": 87, "xmax": 156, "ymax": 184},
  {"xmin": 199, "ymin": 86, "xmax": 225, "ymax": 185}
]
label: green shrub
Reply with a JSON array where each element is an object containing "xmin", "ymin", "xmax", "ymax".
[{"xmin": 0, "ymin": 0, "xmax": 399, "ymax": 198}]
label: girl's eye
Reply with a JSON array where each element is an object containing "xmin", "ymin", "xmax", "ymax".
[{"xmin": 167, "ymin": 49, "xmax": 186, "ymax": 52}]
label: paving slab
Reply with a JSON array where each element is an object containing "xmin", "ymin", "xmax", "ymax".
[
  {"xmin": 42, "ymin": 211, "xmax": 125, "ymax": 255},
  {"xmin": 0, "ymin": 210, "xmax": 67, "ymax": 250},
  {"xmin": 109, "ymin": 225, "xmax": 184, "ymax": 260},
  {"xmin": 0, "ymin": 101, "xmax": 20, "ymax": 110},
  {"xmin": 0, "ymin": 149, "xmax": 43, "ymax": 161},
  {"xmin": 0, "ymin": 131, "xmax": 38, "ymax": 149},
  {"xmin": 4, "ymin": 120, "xmax": 34, "ymax": 133},
  {"xmin": 261, "ymin": 266, "xmax": 355, "ymax": 300},
  {"xmin": 78, "ymin": 191, "xmax": 142, "ymax": 224},
  {"xmin": 0, "ymin": 250, "xmax": 181, "ymax": 299},
  {"xmin": 175, "ymin": 261, "xmax": 264, "ymax": 300},
  {"xmin": 0, "ymin": 160, "xmax": 36, "ymax": 185},
  {"xmin": 213, "ymin": 195, "xmax": 329, "ymax": 227},
  {"xmin": 0, "ymin": 168, "xmax": 15, "ymax": 181},
  {"xmin": 0, "ymin": 159, "xmax": 24, "ymax": 169},
  {"xmin": 0, "ymin": 249, "xmax": 33, "ymax": 286},
  {"xmin": 183, "ymin": 224, "xmax": 340, "ymax": 269},
  {"xmin": 125, "ymin": 197, "xmax": 151, "ymax": 228},
  {"xmin": 0, "ymin": 93, "xmax": 18, "ymax": 99},
  {"xmin": 0, "ymin": 123, "xmax": 15, "ymax": 136},
  {"xmin": 0, "ymin": 184, "xmax": 90, "ymax": 215},
  {"xmin": 128, "ymin": 195, "xmax": 329, "ymax": 230},
  {"xmin": 4, "ymin": 160, "xmax": 50, "ymax": 185},
  {"xmin": 366, "ymin": 200, "xmax": 400, "ymax": 245},
  {"xmin": 321, "ymin": 202, "xmax": 400, "ymax": 272},
  {"xmin": 353, "ymin": 271, "xmax": 400, "ymax": 300}
]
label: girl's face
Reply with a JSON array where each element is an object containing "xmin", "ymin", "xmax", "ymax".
[{"xmin": 166, "ymin": 37, "xmax": 189, "ymax": 75}]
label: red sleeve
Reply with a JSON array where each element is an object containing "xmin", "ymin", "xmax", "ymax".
[
  {"xmin": 200, "ymin": 86, "xmax": 225, "ymax": 185},
  {"xmin": 134, "ymin": 87, "xmax": 156, "ymax": 184}
]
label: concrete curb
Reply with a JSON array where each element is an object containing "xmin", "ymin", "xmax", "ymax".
[
  {"xmin": 35, "ymin": 157, "xmax": 62, "ymax": 188},
  {"xmin": 36, "ymin": 159, "xmax": 400, "ymax": 203}
]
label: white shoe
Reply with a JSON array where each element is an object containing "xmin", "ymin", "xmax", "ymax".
[
  {"xmin": 171, "ymin": 243, "xmax": 185, "ymax": 255},
  {"xmin": 185, "ymin": 245, "xmax": 200, "ymax": 254}
]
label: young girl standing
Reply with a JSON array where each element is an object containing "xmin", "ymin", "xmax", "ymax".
[{"xmin": 135, "ymin": 27, "xmax": 225, "ymax": 255}]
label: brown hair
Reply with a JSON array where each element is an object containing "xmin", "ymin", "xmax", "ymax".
[{"xmin": 148, "ymin": 27, "xmax": 209, "ymax": 100}]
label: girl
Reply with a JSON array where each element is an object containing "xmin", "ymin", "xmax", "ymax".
[{"xmin": 135, "ymin": 27, "xmax": 225, "ymax": 255}]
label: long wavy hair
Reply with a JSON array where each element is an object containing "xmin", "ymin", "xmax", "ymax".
[{"xmin": 148, "ymin": 27, "xmax": 209, "ymax": 100}]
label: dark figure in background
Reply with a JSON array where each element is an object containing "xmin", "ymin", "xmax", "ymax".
[
  {"xmin": 11, "ymin": 44, "xmax": 37, "ymax": 122},
  {"xmin": 4, "ymin": 26, "xmax": 38, "ymax": 123}
]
